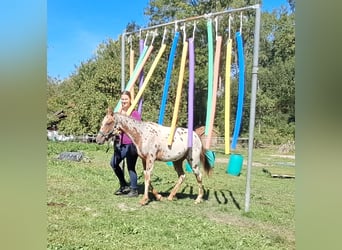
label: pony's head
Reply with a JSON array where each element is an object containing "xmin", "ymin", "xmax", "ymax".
[{"xmin": 96, "ymin": 107, "xmax": 119, "ymax": 144}]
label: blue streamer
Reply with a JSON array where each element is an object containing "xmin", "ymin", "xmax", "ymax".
[
  {"xmin": 231, "ymin": 31, "xmax": 245, "ymax": 149},
  {"xmin": 158, "ymin": 32, "xmax": 180, "ymax": 125}
]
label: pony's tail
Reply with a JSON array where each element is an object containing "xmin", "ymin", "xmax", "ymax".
[{"xmin": 200, "ymin": 146, "xmax": 214, "ymax": 176}]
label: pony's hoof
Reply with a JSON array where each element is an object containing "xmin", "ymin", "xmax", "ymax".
[
  {"xmin": 139, "ymin": 198, "xmax": 149, "ymax": 206},
  {"xmin": 156, "ymin": 194, "xmax": 163, "ymax": 201},
  {"xmin": 194, "ymin": 198, "xmax": 203, "ymax": 204}
]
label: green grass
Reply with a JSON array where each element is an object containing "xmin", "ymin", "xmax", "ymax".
[{"xmin": 47, "ymin": 141, "xmax": 295, "ymax": 250}]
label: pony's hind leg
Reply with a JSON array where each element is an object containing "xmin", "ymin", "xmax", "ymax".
[
  {"xmin": 191, "ymin": 160, "xmax": 204, "ymax": 204},
  {"xmin": 167, "ymin": 160, "xmax": 185, "ymax": 201}
]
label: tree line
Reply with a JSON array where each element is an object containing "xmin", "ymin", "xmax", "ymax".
[{"xmin": 47, "ymin": 0, "xmax": 295, "ymax": 145}]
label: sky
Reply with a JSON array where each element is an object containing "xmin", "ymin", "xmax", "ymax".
[{"xmin": 47, "ymin": 0, "xmax": 289, "ymax": 80}]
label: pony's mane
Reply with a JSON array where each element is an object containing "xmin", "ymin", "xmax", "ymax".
[{"xmin": 114, "ymin": 112, "xmax": 161, "ymax": 127}]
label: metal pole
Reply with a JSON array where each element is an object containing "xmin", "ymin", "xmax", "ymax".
[
  {"xmin": 244, "ymin": 4, "xmax": 261, "ymax": 212},
  {"xmin": 121, "ymin": 31, "xmax": 126, "ymax": 91}
]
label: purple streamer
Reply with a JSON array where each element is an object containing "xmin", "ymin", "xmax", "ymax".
[{"xmin": 188, "ymin": 38, "xmax": 195, "ymax": 148}]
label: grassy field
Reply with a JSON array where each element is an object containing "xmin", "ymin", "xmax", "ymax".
[{"xmin": 47, "ymin": 141, "xmax": 295, "ymax": 250}]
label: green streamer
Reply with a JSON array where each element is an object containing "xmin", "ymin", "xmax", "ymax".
[
  {"xmin": 114, "ymin": 45, "xmax": 149, "ymax": 112},
  {"xmin": 205, "ymin": 19, "xmax": 214, "ymax": 135}
]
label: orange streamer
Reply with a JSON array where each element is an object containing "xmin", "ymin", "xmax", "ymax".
[{"xmin": 205, "ymin": 36, "xmax": 222, "ymax": 149}]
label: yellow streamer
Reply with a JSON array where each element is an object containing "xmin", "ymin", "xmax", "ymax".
[
  {"xmin": 224, "ymin": 39, "xmax": 232, "ymax": 154},
  {"xmin": 127, "ymin": 43, "xmax": 167, "ymax": 115},
  {"xmin": 168, "ymin": 41, "xmax": 188, "ymax": 146},
  {"xmin": 115, "ymin": 46, "xmax": 154, "ymax": 112}
]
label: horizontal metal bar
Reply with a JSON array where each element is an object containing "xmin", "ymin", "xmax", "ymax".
[{"xmin": 124, "ymin": 4, "xmax": 260, "ymax": 36}]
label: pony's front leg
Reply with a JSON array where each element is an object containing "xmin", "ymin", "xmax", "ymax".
[
  {"xmin": 167, "ymin": 161, "xmax": 185, "ymax": 201},
  {"xmin": 139, "ymin": 160, "xmax": 149, "ymax": 205},
  {"xmin": 139, "ymin": 159, "xmax": 161, "ymax": 205},
  {"xmin": 149, "ymin": 182, "xmax": 163, "ymax": 201}
]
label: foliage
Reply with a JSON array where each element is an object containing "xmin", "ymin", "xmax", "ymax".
[
  {"xmin": 47, "ymin": 141, "xmax": 295, "ymax": 249},
  {"xmin": 47, "ymin": 0, "xmax": 295, "ymax": 145}
]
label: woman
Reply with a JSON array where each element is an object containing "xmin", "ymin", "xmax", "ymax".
[{"xmin": 110, "ymin": 90, "xmax": 141, "ymax": 197}]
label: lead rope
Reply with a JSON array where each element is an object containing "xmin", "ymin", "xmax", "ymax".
[{"xmin": 105, "ymin": 139, "xmax": 112, "ymax": 153}]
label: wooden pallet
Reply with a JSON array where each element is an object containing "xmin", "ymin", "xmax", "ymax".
[
  {"xmin": 270, "ymin": 173, "xmax": 295, "ymax": 179},
  {"xmin": 262, "ymin": 168, "xmax": 295, "ymax": 179}
]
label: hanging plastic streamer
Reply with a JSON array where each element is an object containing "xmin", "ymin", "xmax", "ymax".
[
  {"xmin": 231, "ymin": 31, "xmax": 245, "ymax": 149},
  {"xmin": 138, "ymin": 39, "xmax": 145, "ymax": 114},
  {"xmin": 205, "ymin": 33, "xmax": 222, "ymax": 149},
  {"xmin": 224, "ymin": 38, "xmax": 232, "ymax": 154},
  {"xmin": 127, "ymin": 43, "xmax": 167, "ymax": 115},
  {"xmin": 168, "ymin": 29, "xmax": 188, "ymax": 146},
  {"xmin": 186, "ymin": 37, "xmax": 195, "ymax": 173},
  {"xmin": 129, "ymin": 36, "xmax": 135, "ymax": 99},
  {"xmin": 114, "ymin": 44, "xmax": 152, "ymax": 112},
  {"xmin": 204, "ymin": 19, "xmax": 214, "ymax": 136},
  {"xmin": 158, "ymin": 31, "xmax": 180, "ymax": 125}
]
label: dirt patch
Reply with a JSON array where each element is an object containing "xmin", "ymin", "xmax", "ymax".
[
  {"xmin": 215, "ymin": 157, "xmax": 229, "ymax": 164},
  {"xmin": 47, "ymin": 202, "xmax": 66, "ymax": 207},
  {"xmin": 206, "ymin": 212, "xmax": 295, "ymax": 246},
  {"xmin": 251, "ymin": 161, "xmax": 268, "ymax": 167},
  {"xmin": 270, "ymin": 154, "xmax": 295, "ymax": 159},
  {"xmin": 215, "ymin": 157, "xmax": 267, "ymax": 167},
  {"xmin": 117, "ymin": 202, "xmax": 139, "ymax": 211}
]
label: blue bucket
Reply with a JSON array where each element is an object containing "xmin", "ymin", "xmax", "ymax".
[{"xmin": 226, "ymin": 154, "xmax": 243, "ymax": 176}]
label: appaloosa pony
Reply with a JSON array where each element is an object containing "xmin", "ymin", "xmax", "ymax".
[{"xmin": 96, "ymin": 108, "xmax": 212, "ymax": 205}]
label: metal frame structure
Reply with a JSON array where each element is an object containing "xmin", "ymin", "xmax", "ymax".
[{"xmin": 119, "ymin": 4, "xmax": 261, "ymax": 212}]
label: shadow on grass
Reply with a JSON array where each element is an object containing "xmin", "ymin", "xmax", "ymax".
[
  {"xmin": 136, "ymin": 181, "xmax": 242, "ymax": 210},
  {"xmin": 213, "ymin": 190, "xmax": 241, "ymax": 210},
  {"xmin": 146, "ymin": 184, "xmax": 199, "ymax": 201}
]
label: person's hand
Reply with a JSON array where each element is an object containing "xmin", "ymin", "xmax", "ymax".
[{"xmin": 114, "ymin": 134, "xmax": 120, "ymax": 143}]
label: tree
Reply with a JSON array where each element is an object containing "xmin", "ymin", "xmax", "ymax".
[{"xmin": 253, "ymin": 7, "xmax": 295, "ymax": 143}]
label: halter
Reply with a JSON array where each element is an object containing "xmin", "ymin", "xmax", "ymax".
[
  {"xmin": 97, "ymin": 128, "xmax": 115, "ymax": 140},
  {"xmin": 98, "ymin": 125, "xmax": 122, "ymax": 153}
]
